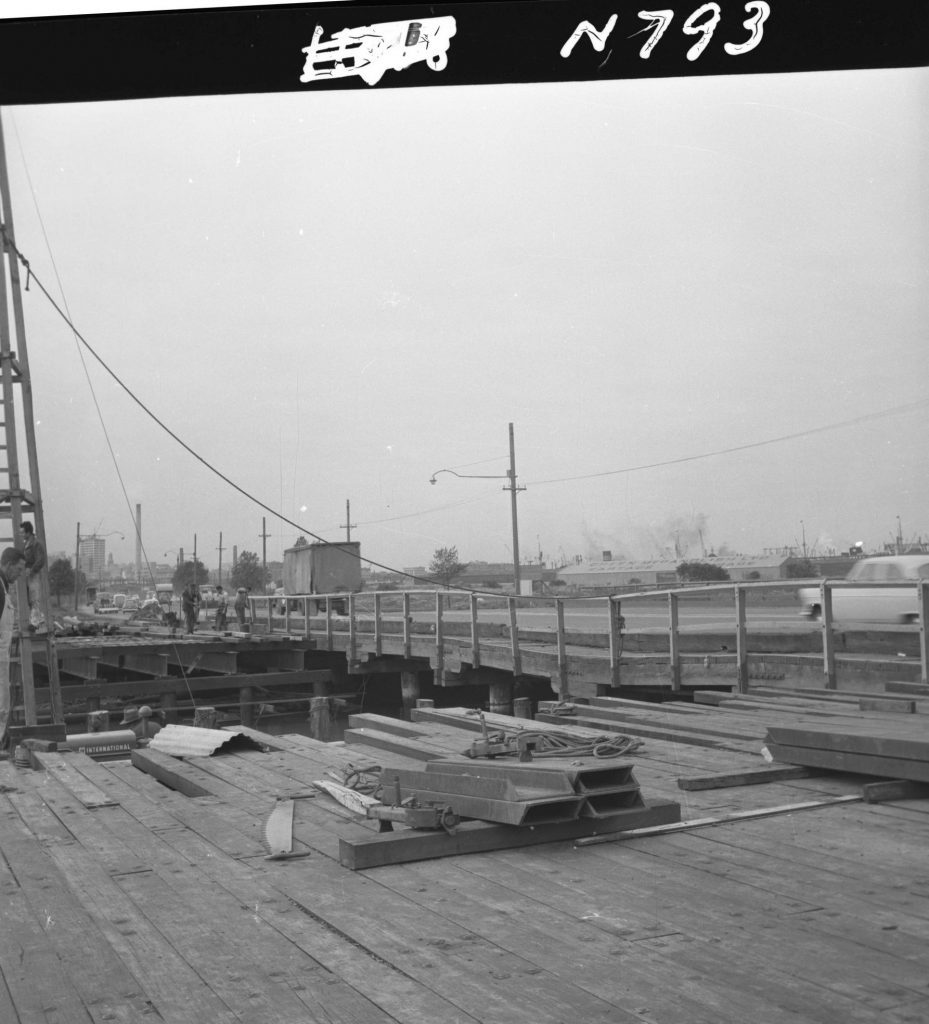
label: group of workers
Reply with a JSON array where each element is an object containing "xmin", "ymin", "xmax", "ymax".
[{"xmin": 180, "ymin": 582, "xmax": 250, "ymax": 634}]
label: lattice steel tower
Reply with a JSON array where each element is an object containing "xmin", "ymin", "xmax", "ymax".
[{"xmin": 0, "ymin": 112, "xmax": 64, "ymax": 736}]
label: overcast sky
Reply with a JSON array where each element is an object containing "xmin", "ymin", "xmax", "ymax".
[{"xmin": 1, "ymin": 9, "xmax": 927, "ymax": 576}]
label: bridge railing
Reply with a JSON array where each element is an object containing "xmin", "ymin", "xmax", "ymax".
[{"xmin": 248, "ymin": 579, "xmax": 929, "ymax": 695}]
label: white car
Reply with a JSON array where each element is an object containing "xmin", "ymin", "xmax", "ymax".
[{"xmin": 798, "ymin": 555, "xmax": 929, "ymax": 624}]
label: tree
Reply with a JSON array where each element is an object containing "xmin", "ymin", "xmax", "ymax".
[
  {"xmin": 429, "ymin": 546, "xmax": 468, "ymax": 588},
  {"xmin": 48, "ymin": 557, "xmax": 79, "ymax": 603},
  {"xmin": 230, "ymin": 550, "xmax": 268, "ymax": 592},
  {"xmin": 785, "ymin": 558, "xmax": 818, "ymax": 579},
  {"xmin": 172, "ymin": 559, "xmax": 209, "ymax": 591},
  {"xmin": 676, "ymin": 560, "xmax": 730, "ymax": 583}
]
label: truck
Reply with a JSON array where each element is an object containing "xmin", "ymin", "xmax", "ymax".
[{"xmin": 282, "ymin": 540, "xmax": 362, "ymax": 613}]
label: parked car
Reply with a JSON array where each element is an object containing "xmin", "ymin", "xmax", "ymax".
[{"xmin": 798, "ymin": 555, "xmax": 929, "ymax": 623}]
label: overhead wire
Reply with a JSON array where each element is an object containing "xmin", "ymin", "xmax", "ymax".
[
  {"xmin": 1, "ymin": 231, "xmax": 448, "ymax": 587},
  {"xmin": 8, "ymin": 227, "xmax": 926, "ymax": 582},
  {"xmin": 523, "ymin": 400, "xmax": 929, "ymax": 487},
  {"xmin": 3, "ymin": 205, "xmax": 926, "ymax": 590}
]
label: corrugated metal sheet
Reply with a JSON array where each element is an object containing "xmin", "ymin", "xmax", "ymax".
[{"xmin": 148, "ymin": 724, "xmax": 265, "ymax": 757}]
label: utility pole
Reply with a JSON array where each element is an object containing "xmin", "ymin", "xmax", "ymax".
[
  {"xmin": 340, "ymin": 499, "xmax": 356, "ymax": 542},
  {"xmin": 134, "ymin": 502, "xmax": 142, "ymax": 590},
  {"xmin": 429, "ymin": 422, "xmax": 525, "ymax": 596},
  {"xmin": 260, "ymin": 516, "xmax": 269, "ymax": 583},
  {"xmin": 74, "ymin": 521, "xmax": 81, "ymax": 612},
  {"xmin": 217, "ymin": 531, "xmax": 223, "ymax": 586},
  {"xmin": 507, "ymin": 421, "xmax": 524, "ymax": 595}
]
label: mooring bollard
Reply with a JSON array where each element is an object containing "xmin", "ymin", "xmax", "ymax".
[
  {"xmin": 309, "ymin": 695, "xmax": 333, "ymax": 742},
  {"xmin": 512, "ymin": 697, "xmax": 532, "ymax": 720},
  {"xmin": 193, "ymin": 706, "xmax": 219, "ymax": 730}
]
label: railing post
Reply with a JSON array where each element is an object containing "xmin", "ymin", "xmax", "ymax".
[
  {"xmin": 919, "ymin": 581, "xmax": 928, "ymax": 687},
  {"xmin": 819, "ymin": 581, "xmax": 836, "ymax": 689},
  {"xmin": 734, "ymin": 585, "xmax": 748, "ymax": 694},
  {"xmin": 303, "ymin": 596, "xmax": 309, "ymax": 639},
  {"xmin": 402, "ymin": 592, "xmax": 412, "ymax": 658},
  {"xmin": 373, "ymin": 592, "xmax": 383, "ymax": 657},
  {"xmin": 347, "ymin": 592, "xmax": 357, "ymax": 664},
  {"xmin": 508, "ymin": 596, "xmax": 522, "ymax": 677},
  {"xmin": 434, "ymin": 591, "xmax": 445, "ymax": 681},
  {"xmin": 668, "ymin": 592, "xmax": 681, "ymax": 692},
  {"xmin": 325, "ymin": 596, "xmax": 333, "ymax": 648},
  {"xmin": 470, "ymin": 592, "xmax": 481, "ymax": 668},
  {"xmin": 608, "ymin": 597, "xmax": 622, "ymax": 689},
  {"xmin": 555, "ymin": 598, "xmax": 569, "ymax": 700}
]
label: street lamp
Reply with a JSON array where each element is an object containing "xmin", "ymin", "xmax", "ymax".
[{"xmin": 430, "ymin": 422, "xmax": 525, "ymax": 594}]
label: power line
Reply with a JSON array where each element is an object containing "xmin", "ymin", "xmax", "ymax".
[
  {"xmin": 1, "ymin": 234, "xmax": 443, "ymax": 585},
  {"xmin": 5, "ymin": 234, "xmax": 926, "ymax": 573},
  {"xmin": 524, "ymin": 400, "xmax": 929, "ymax": 487}
]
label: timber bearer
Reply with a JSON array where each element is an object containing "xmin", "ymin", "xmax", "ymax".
[{"xmin": 0, "ymin": 547, "xmax": 26, "ymax": 755}]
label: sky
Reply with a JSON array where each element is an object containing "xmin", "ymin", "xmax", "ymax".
[{"xmin": 1, "ymin": 5, "xmax": 928, "ymax": 577}]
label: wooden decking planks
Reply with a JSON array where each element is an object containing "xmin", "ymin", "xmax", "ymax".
[{"xmin": 2, "ymin": 687, "xmax": 929, "ymax": 1024}]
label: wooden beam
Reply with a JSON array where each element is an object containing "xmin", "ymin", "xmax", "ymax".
[
  {"xmin": 861, "ymin": 779, "xmax": 929, "ymax": 803},
  {"xmin": 338, "ymin": 799, "xmax": 682, "ymax": 870},
  {"xmin": 35, "ymin": 668, "xmax": 331, "ymax": 704},
  {"xmin": 677, "ymin": 765, "xmax": 822, "ymax": 791}
]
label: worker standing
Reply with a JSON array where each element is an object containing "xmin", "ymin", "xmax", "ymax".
[
  {"xmin": 19, "ymin": 522, "xmax": 46, "ymax": 630},
  {"xmin": 0, "ymin": 548, "xmax": 26, "ymax": 756},
  {"xmin": 214, "ymin": 586, "xmax": 228, "ymax": 631},
  {"xmin": 181, "ymin": 581, "xmax": 200, "ymax": 634},
  {"xmin": 234, "ymin": 587, "xmax": 249, "ymax": 630}
]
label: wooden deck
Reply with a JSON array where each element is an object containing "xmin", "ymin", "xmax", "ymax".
[{"xmin": 2, "ymin": 690, "xmax": 928, "ymax": 1024}]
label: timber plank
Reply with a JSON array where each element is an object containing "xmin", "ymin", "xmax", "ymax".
[
  {"xmin": 765, "ymin": 721, "xmax": 929, "ymax": 757},
  {"xmin": 29, "ymin": 751, "xmax": 118, "ymax": 807},
  {"xmin": 726, "ymin": 809, "xmax": 929, "ymax": 900},
  {"xmin": 862, "ymin": 779, "xmax": 929, "ymax": 803},
  {"xmin": 343, "ymin": 725, "xmax": 456, "ymax": 760},
  {"xmin": 371, "ymin": 856, "xmax": 729, "ymax": 1024},
  {"xmin": 483, "ymin": 844, "xmax": 913, "ymax": 1024},
  {"xmin": 653, "ymin": 828, "xmax": 929, "ymax": 947},
  {"xmin": 535, "ymin": 709, "xmax": 755, "ymax": 751},
  {"xmin": 0, "ymin": 796, "xmax": 97, "ymax": 1024},
  {"xmin": 420, "ymin": 851, "xmax": 733, "ymax": 1024},
  {"xmin": 603, "ymin": 828, "xmax": 929, "ymax": 1004},
  {"xmin": 121, "ymin": 750, "xmax": 628, "ymax": 1024},
  {"xmin": 576, "ymin": 835, "xmax": 926, "ymax": 1018},
  {"xmin": 0, "ymin": 792, "xmax": 154, "ymax": 1024},
  {"xmin": 339, "ymin": 799, "xmax": 682, "ymax": 869},
  {"xmin": 767, "ymin": 741, "xmax": 929, "ymax": 783},
  {"xmin": 267, "ymin": 858, "xmax": 629, "ymax": 1024},
  {"xmin": 6, "ymin": 785, "xmax": 239, "ymax": 1024},
  {"xmin": 24, "ymin": 759, "xmax": 389, "ymax": 1024},
  {"xmin": 677, "ymin": 765, "xmax": 823, "ymax": 790},
  {"xmin": 474, "ymin": 843, "xmax": 884, "ymax": 1024},
  {"xmin": 104, "ymin": 765, "xmax": 486, "ymax": 1024},
  {"xmin": 114, "ymin": 865, "xmax": 363, "ymax": 1023}
]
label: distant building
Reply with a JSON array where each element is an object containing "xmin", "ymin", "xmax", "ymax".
[
  {"xmin": 78, "ymin": 536, "xmax": 107, "ymax": 578},
  {"xmin": 555, "ymin": 554, "xmax": 794, "ymax": 591}
]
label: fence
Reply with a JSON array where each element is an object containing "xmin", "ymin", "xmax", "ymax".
[{"xmin": 248, "ymin": 578, "xmax": 929, "ymax": 695}]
